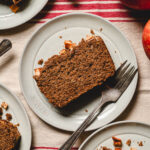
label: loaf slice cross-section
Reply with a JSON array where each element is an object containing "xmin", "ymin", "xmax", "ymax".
[
  {"xmin": 0, "ymin": 120, "xmax": 21, "ymax": 150},
  {"xmin": 34, "ymin": 36, "xmax": 115, "ymax": 107}
]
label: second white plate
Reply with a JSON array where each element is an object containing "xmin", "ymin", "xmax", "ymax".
[
  {"xmin": 20, "ymin": 13, "xmax": 138, "ymax": 131},
  {"xmin": 0, "ymin": 84, "xmax": 31, "ymax": 150},
  {"xmin": 79, "ymin": 121, "xmax": 150, "ymax": 150},
  {"xmin": 0, "ymin": 0, "xmax": 48, "ymax": 30}
]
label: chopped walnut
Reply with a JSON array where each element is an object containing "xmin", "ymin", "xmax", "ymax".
[
  {"xmin": 64, "ymin": 40, "xmax": 72, "ymax": 49},
  {"xmin": 34, "ymin": 68, "xmax": 42, "ymax": 77},
  {"xmin": 112, "ymin": 136, "xmax": 122, "ymax": 141},
  {"xmin": 9, "ymin": 4, "xmax": 19, "ymax": 13},
  {"xmin": 114, "ymin": 141, "xmax": 122, "ymax": 147},
  {"xmin": 1, "ymin": 102, "xmax": 8, "ymax": 110},
  {"xmin": 64, "ymin": 40, "xmax": 76, "ymax": 50},
  {"xmin": 112, "ymin": 136, "xmax": 122, "ymax": 147},
  {"xmin": 138, "ymin": 141, "xmax": 143, "ymax": 146},
  {"xmin": 0, "ymin": 107, "xmax": 3, "ymax": 115},
  {"xmin": 6, "ymin": 113, "xmax": 12, "ymax": 121},
  {"xmin": 126, "ymin": 139, "xmax": 131, "ymax": 146},
  {"xmin": 90, "ymin": 29, "xmax": 95, "ymax": 35}
]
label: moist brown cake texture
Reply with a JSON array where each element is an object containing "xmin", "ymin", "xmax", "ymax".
[
  {"xmin": 33, "ymin": 36, "xmax": 115, "ymax": 107},
  {"xmin": 0, "ymin": 120, "xmax": 21, "ymax": 150}
]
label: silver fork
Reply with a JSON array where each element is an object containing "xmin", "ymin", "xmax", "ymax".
[{"xmin": 59, "ymin": 60, "xmax": 138, "ymax": 150}]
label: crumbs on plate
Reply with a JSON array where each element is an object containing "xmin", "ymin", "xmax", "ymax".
[
  {"xmin": 6, "ymin": 113, "xmax": 12, "ymax": 121},
  {"xmin": 38, "ymin": 59, "xmax": 44, "ymax": 65},
  {"xmin": 99, "ymin": 28, "xmax": 103, "ymax": 32},
  {"xmin": 90, "ymin": 29, "xmax": 95, "ymax": 35},
  {"xmin": 97, "ymin": 136, "xmax": 145, "ymax": 150},
  {"xmin": 126, "ymin": 139, "xmax": 131, "ymax": 146},
  {"xmin": 59, "ymin": 36, "xmax": 62, "ymax": 39}
]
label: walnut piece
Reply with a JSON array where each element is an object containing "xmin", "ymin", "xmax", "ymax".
[
  {"xmin": 6, "ymin": 113, "xmax": 12, "ymax": 121},
  {"xmin": 9, "ymin": 4, "xmax": 19, "ymax": 13},
  {"xmin": 90, "ymin": 29, "xmax": 95, "ymax": 35},
  {"xmin": 112, "ymin": 136, "xmax": 122, "ymax": 147},
  {"xmin": 1, "ymin": 102, "xmax": 8, "ymax": 110},
  {"xmin": 34, "ymin": 68, "xmax": 42, "ymax": 77},
  {"xmin": 64, "ymin": 40, "xmax": 73, "ymax": 49},
  {"xmin": 126, "ymin": 139, "xmax": 131, "ymax": 146},
  {"xmin": 64, "ymin": 40, "xmax": 76, "ymax": 50},
  {"xmin": 138, "ymin": 141, "xmax": 143, "ymax": 146}
]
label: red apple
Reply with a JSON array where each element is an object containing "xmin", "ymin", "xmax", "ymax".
[
  {"xmin": 121, "ymin": 0, "xmax": 150, "ymax": 10},
  {"xmin": 142, "ymin": 20, "xmax": 150, "ymax": 59}
]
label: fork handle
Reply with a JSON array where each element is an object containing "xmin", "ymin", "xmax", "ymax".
[
  {"xmin": 59, "ymin": 100, "xmax": 105, "ymax": 150},
  {"xmin": 0, "ymin": 39, "xmax": 12, "ymax": 56}
]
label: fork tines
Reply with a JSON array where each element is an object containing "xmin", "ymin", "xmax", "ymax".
[{"xmin": 115, "ymin": 60, "xmax": 138, "ymax": 92}]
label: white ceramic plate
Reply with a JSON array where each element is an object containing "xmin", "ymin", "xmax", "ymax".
[
  {"xmin": 0, "ymin": 84, "xmax": 31, "ymax": 150},
  {"xmin": 0, "ymin": 0, "xmax": 48, "ymax": 30},
  {"xmin": 79, "ymin": 121, "xmax": 150, "ymax": 150},
  {"xmin": 20, "ymin": 13, "xmax": 138, "ymax": 131}
]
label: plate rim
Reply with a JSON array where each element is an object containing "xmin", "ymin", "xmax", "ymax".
[
  {"xmin": 79, "ymin": 120, "xmax": 150, "ymax": 150},
  {"xmin": 0, "ymin": 83, "xmax": 32, "ymax": 149},
  {"xmin": 19, "ymin": 12, "xmax": 138, "ymax": 131},
  {"xmin": 0, "ymin": 0, "xmax": 48, "ymax": 30}
]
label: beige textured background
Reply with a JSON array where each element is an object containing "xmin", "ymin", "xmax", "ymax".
[{"xmin": 0, "ymin": 21, "xmax": 150, "ymax": 148}]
